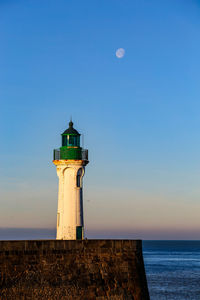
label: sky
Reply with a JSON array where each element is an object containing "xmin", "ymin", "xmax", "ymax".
[{"xmin": 1, "ymin": 0, "xmax": 200, "ymax": 239}]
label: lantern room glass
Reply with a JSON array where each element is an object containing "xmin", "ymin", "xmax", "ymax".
[{"xmin": 62, "ymin": 135, "xmax": 80, "ymax": 147}]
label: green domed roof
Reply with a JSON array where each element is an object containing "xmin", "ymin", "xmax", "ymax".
[{"xmin": 62, "ymin": 121, "xmax": 80, "ymax": 135}]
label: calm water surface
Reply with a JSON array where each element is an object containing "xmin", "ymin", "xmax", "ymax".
[{"xmin": 143, "ymin": 241, "xmax": 200, "ymax": 300}]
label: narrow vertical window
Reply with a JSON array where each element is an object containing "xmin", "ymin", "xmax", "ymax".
[{"xmin": 77, "ymin": 168, "xmax": 82, "ymax": 187}]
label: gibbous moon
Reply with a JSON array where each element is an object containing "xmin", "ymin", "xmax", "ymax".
[{"xmin": 116, "ymin": 48, "xmax": 125, "ymax": 58}]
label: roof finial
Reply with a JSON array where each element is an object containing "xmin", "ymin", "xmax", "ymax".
[{"xmin": 69, "ymin": 116, "xmax": 73, "ymax": 128}]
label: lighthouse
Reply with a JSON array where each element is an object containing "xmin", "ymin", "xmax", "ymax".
[{"xmin": 53, "ymin": 120, "xmax": 89, "ymax": 240}]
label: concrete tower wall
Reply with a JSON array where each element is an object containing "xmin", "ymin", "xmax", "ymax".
[{"xmin": 55, "ymin": 160, "xmax": 85, "ymax": 240}]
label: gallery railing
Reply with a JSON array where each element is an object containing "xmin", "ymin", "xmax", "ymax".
[{"xmin": 53, "ymin": 149, "xmax": 88, "ymax": 161}]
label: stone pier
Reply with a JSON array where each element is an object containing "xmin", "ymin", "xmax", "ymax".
[{"xmin": 0, "ymin": 239, "xmax": 150, "ymax": 300}]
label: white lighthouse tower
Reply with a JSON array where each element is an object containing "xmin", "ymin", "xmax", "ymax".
[{"xmin": 53, "ymin": 121, "xmax": 89, "ymax": 240}]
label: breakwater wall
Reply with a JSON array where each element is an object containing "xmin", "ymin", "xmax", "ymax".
[{"xmin": 0, "ymin": 239, "xmax": 149, "ymax": 299}]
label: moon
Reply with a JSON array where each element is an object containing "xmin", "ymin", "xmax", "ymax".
[{"xmin": 116, "ymin": 48, "xmax": 125, "ymax": 58}]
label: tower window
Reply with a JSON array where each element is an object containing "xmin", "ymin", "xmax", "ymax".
[
  {"xmin": 77, "ymin": 168, "xmax": 82, "ymax": 187},
  {"xmin": 77, "ymin": 175, "xmax": 81, "ymax": 187}
]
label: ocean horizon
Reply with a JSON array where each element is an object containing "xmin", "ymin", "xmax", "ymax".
[{"xmin": 0, "ymin": 228, "xmax": 199, "ymax": 241}]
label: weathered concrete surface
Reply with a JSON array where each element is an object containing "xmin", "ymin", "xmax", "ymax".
[{"xmin": 0, "ymin": 240, "xmax": 150, "ymax": 300}]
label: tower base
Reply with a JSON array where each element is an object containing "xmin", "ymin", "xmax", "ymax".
[{"xmin": 0, "ymin": 240, "xmax": 150, "ymax": 300}]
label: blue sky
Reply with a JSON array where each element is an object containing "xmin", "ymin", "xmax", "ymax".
[{"xmin": 1, "ymin": 0, "xmax": 200, "ymax": 239}]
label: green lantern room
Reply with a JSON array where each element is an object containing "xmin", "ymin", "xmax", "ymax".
[{"xmin": 53, "ymin": 121, "xmax": 88, "ymax": 161}]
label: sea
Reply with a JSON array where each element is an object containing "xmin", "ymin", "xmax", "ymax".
[
  {"xmin": 143, "ymin": 240, "xmax": 200, "ymax": 300},
  {"xmin": 0, "ymin": 229, "xmax": 199, "ymax": 300}
]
